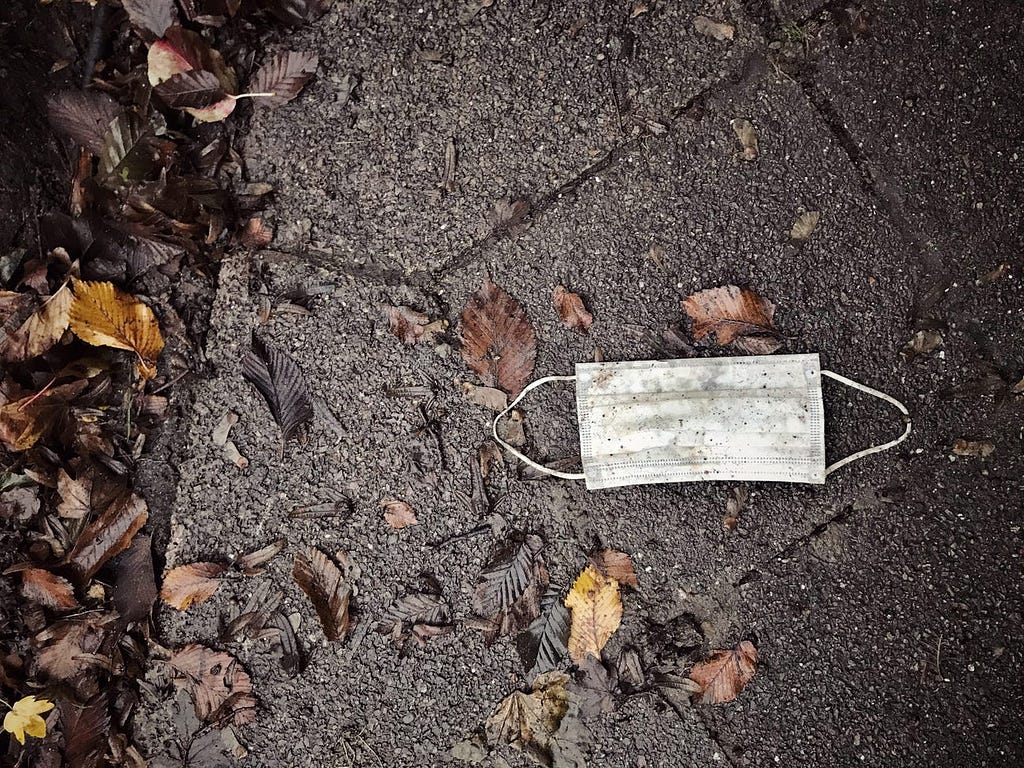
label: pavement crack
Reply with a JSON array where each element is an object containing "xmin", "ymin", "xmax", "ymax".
[{"xmin": 734, "ymin": 505, "xmax": 852, "ymax": 586}]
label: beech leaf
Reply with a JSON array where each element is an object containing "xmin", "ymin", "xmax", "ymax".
[
  {"xmin": 588, "ymin": 549, "xmax": 638, "ymax": 589},
  {"xmin": 65, "ymin": 492, "xmax": 149, "ymax": 582},
  {"xmin": 160, "ymin": 562, "xmax": 227, "ymax": 610},
  {"xmin": 154, "ymin": 69, "xmax": 226, "ymax": 109},
  {"xmin": 384, "ymin": 304, "xmax": 446, "ymax": 344},
  {"xmin": 292, "ymin": 547, "xmax": 354, "ymax": 641},
  {"xmin": 565, "ymin": 564, "xmax": 622, "ymax": 665},
  {"xmin": 21, "ymin": 568, "xmax": 78, "ymax": 611},
  {"xmin": 687, "ymin": 640, "xmax": 758, "ymax": 704},
  {"xmin": 47, "ymin": 91, "xmax": 122, "ymax": 154},
  {"xmin": 683, "ymin": 284, "xmax": 781, "ymax": 354},
  {"xmin": 0, "ymin": 285, "xmax": 72, "ymax": 362},
  {"xmin": 147, "ymin": 28, "xmax": 238, "ymax": 122},
  {"xmin": 57, "ymin": 468, "xmax": 92, "ymax": 519},
  {"xmin": 0, "ymin": 380, "xmax": 88, "ymax": 452},
  {"xmin": 460, "ymin": 277, "xmax": 537, "ymax": 395},
  {"xmin": 251, "ymin": 50, "xmax": 319, "ymax": 108},
  {"xmin": 381, "ymin": 498, "xmax": 418, "ymax": 529},
  {"xmin": 167, "ymin": 644, "xmax": 257, "ymax": 726},
  {"xmin": 516, "ymin": 584, "xmax": 570, "ymax": 676},
  {"xmin": 69, "ymin": 279, "xmax": 164, "ymax": 379},
  {"xmin": 552, "ymin": 285, "xmax": 593, "ymax": 334},
  {"xmin": 241, "ymin": 333, "xmax": 314, "ymax": 443},
  {"xmin": 471, "ymin": 533, "xmax": 548, "ymax": 644},
  {"xmin": 122, "ymin": 0, "xmax": 178, "ymax": 37}
]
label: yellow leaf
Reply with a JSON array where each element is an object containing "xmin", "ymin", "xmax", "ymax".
[
  {"xmin": 564, "ymin": 563, "xmax": 622, "ymax": 664},
  {"xmin": 69, "ymin": 280, "xmax": 164, "ymax": 379},
  {"xmin": 3, "ymin": 695, "xmax": 55, "ymax": 745}
]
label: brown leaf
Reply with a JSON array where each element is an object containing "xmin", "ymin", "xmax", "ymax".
[
  {"xmin": 683, "ymin": 285, "xmax": 781, "ymax": 354},
  {"xmin": 65, "ymin": 492, "xmax": 149, "ymax": 582},
  {"xmin": 0, "ymin": 285, "xmax": 72, "ymax": 362},
  {"xmin": 485, "ymin": 198, "xmax": 531, "ymax": 238},
  {"xmin": 588, "ymin": 549, "xmax": 638, "ymax": 588},
  {"xmin": 552, "ymin": 285, "xmax": 593, "ymax": 334},
  {"xmin": 47, "ymin": 91, "xmax": 121, "ymax": 155},
  {"xmin": 565, "ymin": 564, "xmax": 623, "ymax": 665},
  {"xmin": 381, "ymin": 498, "xmax": 418, "ymax": 529},
  {"xmin": 236, "ymin": 538, "xmax": 286, "ymax": 574},
  {"xmin": 724, "ymin": 485, "xmax": 747, "ymax": 531},
  {"xmin": 251, "ymin": 50, "xmax": 319, "ymax": 108},
  {"xmin": 688, "ymin": 641, "xmax": 758, "ymax": 704},
  {"xmin": 21, "ymin": 568, "xmax": 78, "ymax": 611},
  {"xmin": 167, "ymin": 644, "xmax": 257, "ymax": 726},
  {"xmin": 952, "ymin": 439, "xmax": 995, "ymax": 458},
  {"xmin": 292, "ymin": 547, "xmax": 353, "ymax": 641},
  {"xmin": 69, "ymin": 280, "xmax": 164, "ymax": 379},
  {"xmin": 460, "ymin": 277, "xmax": 537, "ymax": 395},
  {"xmin": 57, "ymin": 468, "xmax": 92, "ymax": 519},
  {"xmin": 462, "ymin": 382, "xmax": 508, "ymax": 411},
  {"xmin": 484, "ymin": 671, "xmax": 573, "ymax": 759},
  {"xmin": 112, "ymin": 533, "xmax": 157, "ymax": 622},
  {"xmin": 241, "ymin": 333, "xmax": 314, "ymax": 443},
  {"xmin": 790, "ymin": 211, "xmax": 821, "ymax": 242},
  {"xmin": 0, "ymin": 380, "xmax": 88, "ymax": 452},
  {"xmin": 902, "ymin": 329, "xmax": 943, "ymax": 361},
  {"xmin": 731, "ymin": 118, "xmax": 758, "ymax": 161},
  {"xmin": 471, "ymin": 533, "xmax": 548, "ymax": 644},
  {"xmin": 35, "ymin": 616, "xmax": 112, "ymax": 682},
  {"xmin": 240, "ymin": 217, "xmax": 274, "ymax": 249},
  {"xmin": 383, "ymin": 305, "xmax": 446, "ymax": 344},
  {"xmin": 160, "ymin": 562, "xmax": 226, "ymax": 610},
  {"xmin": 122, "ymin": 0, "xmax": 178, "ymax": 37},
  {"xmin": 694, "ymin": 15, "xmax": 735, "ymax": 40},
  {"xmin": 154, "ymin": 69, "xmax": 226, "ymax": 108},
  {"xmin": 478, "ymin": 440, "xmax": 502, "ymax": 479}
]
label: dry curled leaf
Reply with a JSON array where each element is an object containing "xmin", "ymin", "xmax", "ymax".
[
  {"xmin": 240, "ymin": 217, "xmax": 274, "ymax": 249},
  {"xmin": 236, "ymin": 538, "xmax": 286, "ymax": 574},
  {"xmin": 790, "ymin": 210, "xmax": 821, "ymax": 242},
  {"xmin": 688, "ymin": 640, "xmax": 758, "ymax": 704},
  {"xmin": 69, "ymin": 279, "xmax": 164, "ymax": 379},
  {"xmin": 241, "ymin": 333, "xmax": 313, "ymax": 443},
  {"xmin": 952, "ymin": 439, "xmax": 995, "ymax": 458},
  {"xmin": 484, "ymin": 671, "xmax": 573, "ymax": 759},
  {"xmin": 21, "ymin": 568, "xmax": 78, "ymax": 611},
  {"xmin": 552, "ymin": 285, "xmax": 593, "ymax": 334},
  {"xmin": 381, "ymin": 498, "xmax": 418, "ymax": 529},
  {"xmin": 65, "ymin": 492, "xmax": 148, "ymax": 582},
  {"xmin": 694, "ymin": 15, "xmax": 735, "ymax": 40},
  {"xmin": 292, "ymin": 547, "xmax": 353, "ymax": 641},
  {"xmin": 0, "ymin": 285, "xmax": 72, "ymax": 362},
  {"xmin": 460, "ymin": 278, "xmax": 537, "ymax": 395},
  {"xmin": 731, "ymin": 118, "xmax": 758, "ymax": 161},
  {"xmin": 160, "ymin": 562, "xmax": 227, "ymax": 610},
  {"xmin": 565, "ymin": 564, "xmax": 622, "ymax": 665},
  {"xmin": 250, "ymin": 50, "xmax": 319, "ymax": 109},
  {"xmin": 902, "ymin": 329, "xmax": 943, "ymax": 361},
  {"xmin": 683, "ymin": 285, "xmax": 781, "ymax": 354},
  {"xmin": 462, "ymin": 382, "xmax": 508, "ymax": 411},
  {"xmin": 384, "ymin": 305, "xmax": 446, "ymax": 344},
  {"xmin": 167, "ymin": 644, "xmax": 256, "ymax": 726},
  {"xmin": 588, "ymin": 549, "xmax": 638, "ymax": 589}
]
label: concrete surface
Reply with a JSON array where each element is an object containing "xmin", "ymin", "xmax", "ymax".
[{"xmin": 141, "ymin": 1, "xmax": 1023, "ymax": 766}]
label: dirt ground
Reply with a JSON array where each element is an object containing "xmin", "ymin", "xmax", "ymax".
[{"xmin": 121, "ymin": 0, "xmax": 1021, "ymax": 766}]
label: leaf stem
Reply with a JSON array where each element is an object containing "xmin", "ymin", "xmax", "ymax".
[{"xmin": 228, "ymin": 92, "xmax": 276, "ymax": 100}]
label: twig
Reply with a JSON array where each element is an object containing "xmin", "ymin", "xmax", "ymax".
[{"xmin": 82, "ymin": 0, "xmax": 110, "ymax": 89}]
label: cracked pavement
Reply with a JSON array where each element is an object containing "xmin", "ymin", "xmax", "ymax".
[{"xmin": 140, "ymin": 1, "xmax": 1023, "ymax": 765}]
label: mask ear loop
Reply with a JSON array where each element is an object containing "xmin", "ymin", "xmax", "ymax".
[
  {"xmin": 491, "ymin": 375, "xmax": 585, "ymax": 480},
  {"xmin": 821, "ymin": 370, "xmax": 912, "ymax": 476}
]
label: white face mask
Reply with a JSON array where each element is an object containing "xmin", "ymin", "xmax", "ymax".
[{"xmin": 492, "ymin": 354, "xmax": 911, "ymax": 490}]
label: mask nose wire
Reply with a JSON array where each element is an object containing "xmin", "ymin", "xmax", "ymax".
[
  {"xmin": 820, "ymin": 369, "xmax": 913, "ymax": 476},
  {"xmin": 491, "ymin": 374, "xmax": 585, "ymax": 481}
]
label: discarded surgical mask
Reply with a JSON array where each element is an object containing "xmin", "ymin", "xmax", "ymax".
[{"xmin": 492, "ymin": 354, "xmax": 911, "ymax": 490}]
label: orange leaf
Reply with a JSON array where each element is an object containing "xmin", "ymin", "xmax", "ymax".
[
  {"xmin": 65, "ymin": 492, "xmax": 148, "ymax": 581},
  {"xmin": 682, "ymin": 285, "xmax": 781, "ymax": 354},
  {"xmin": 160, "ymin": 562, "xmax": 227, "ymax": 610},
  {"xmin": 688, "ymin": 640, "xmax": 758, "ymax": 704},
  {"xmin": 588, "ymin": 548, "xmax": 638, "ymax": 588},
  {"xmin": 552, "ymin": 285, "xmax": 593, "ymax": 334},
  {"xmin": 460, "ymin": 277, "xmax": 536, "ymax": 395},
  {"xmin": 69, "ymin": 280, "xmax": 164, "ymax": 379},
  {"xmin": 21, "ymin": 568, "xmax": 78, "ymax": 611},
  {"xmin": 381, "ymin": 498, "xmax": 418, "ymax": 529}
]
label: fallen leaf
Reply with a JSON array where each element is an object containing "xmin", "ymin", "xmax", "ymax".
[
  {"xmin": 694, "ymin": 15, "xmax": 735, "ymax": 40},
  {"xmin": 47, "ymin": 91, "xmax": 122, "ymax": 154},
  {"xmin": 0, "ymin": 285, "xmax": 72, "ymax": 362},
  {"xmin": 570, "ymin": 656, "xmax": 618, "ymax": 719},
  {"xmin": 683, "ymin": 285, "xmax": 781, "ymax": 354},
  {"xmin": 122, "ymin": 0, "xmax": 177, "ymax": 37},
  {"xmin": 98, "ymin": 111, "xmax": 164, "ymax": 185},
  {"xmin": 790, "ymin": 210, "xmax": 821, "ymax": 241},
  {"xmin": 292, "ymin": 547, "xmax": 353, "ymax": 641},
  {"xmin": 381, "ymin": 498, "xmax": 418, "ymax": 529},
  {"xmin": 60, "ymin": 697, "xmax": 109, "ymax": 767},
  {"xmin": 565, "ymin": 564, "xmax": 622, "ymax": 665},
  {"xmin": 21, "ymin": 568, "xmax": 78, "ymax": 611},
  {"xmin": 724, "ymin": 485, "xmax": 747, "ymax": 531},
  {"xmin": 902, "ymin": 329, "xmax": 943, "ymax": 361},
  {"xmin": 250, "ymin": 50, "xmax": 319, "ymax": 108},
  {"xmin": 731, "ymin": 118, "xmax": 758, "ymax": 161},
  {"xmin": 56, "ymin": 468, "xmax": 92, "ymax": 519},
  {"xmin": 552, "ymin": 286, "xmax": 593, "ymax": 334},
  {"xmin": 0, "ymin": 380, "xmax": 88, "ymax": 452},
  {"xmin": 160, "ymin": 562, "xmax": 227, "ymax": 610},
  {"xmin": 502, "ymin": 409, "xmax": 527, "ymax": 447},
  {"xmin": 384, "ymin": 305, "xmax": 446, "ymax": 344},
  {"xmin": 34, "ymin": 615, "xmax": 112, "ymax": 682},
  {"xmin": 111, "ymin": 533, "xmax": 158, "ymax": 622},
  {"xmin": 630, "ymin": 2, "xmax": 649, "ymax": 18},
  {"xmin": 471, "ymin": 533, "xmax": 548, "ymax": 644},
  {"xmin": 687, "ymin": 640, "xmax": 758, "ymax": 704},
  {"xmin": 147, "ymin": 28, "xmax": 238, "ymax": 122},
  {"xmin": 167, "ymin": 644, "xmax": 256, "ymax": 726},
  {"xmin": 2, "ymin": 695, "xmax": 54, "ymax": 744},
  {"xmin": 211, "ymin": 411, "xmax": 238, "ymax": 447},
  {"xmin": 69, "ymin": 280, "xmax": 164, "ymax": 379},
  {"xmin": 462, "ymin": 382, "xmax": 508, "ymax": 411},
  {"xmin": 460, "ymin": 277, "xmax": 537, "ymax": 395},
  {"xmin": 478, "ymin": 440, "xmax": 503, "ymax": 479},
  {"xmin": 516, "ymin": 584, "xmax": 570, "ymax": 677},
  {"xmin": 154, "ymin": 69, "xmax": 226, "ymax": 108},
  {"xmin": 952, "ymin": 439, "xmax": 995, "ymax": 458},
  {"xmin": 65, "ymin": 491, "xmax": 148, "ymax": 582},
  {"xmin": 240, "ymin": 217, "xmax": 274, "ymax": 249},
  {"xmin": 236, "ymin": 538, "xmax": 286, "ymax": 574},
  {"xmin": 377, "ymin": 592, "xmax": 451, "ymax": 646},
  {"xmin": 588, "ymin": 549, "xmax": 638, "ymax": 589},
  {"xmin": 241, "ymin": 333, "xmax": 314, "ymax": 443},
  {"xmin": 485, "ymin": 198, "xmax": 531, "ymax": 238},
  {"xmin": 615, "ymin": 647, "xmax": 645, "ymax": 692},
  {"xmin": 484, "ymin": 671, "xmax": 581, "ymax": 764}
]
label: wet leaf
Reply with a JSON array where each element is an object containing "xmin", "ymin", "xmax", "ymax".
[
  {"xmin": 731, "ymin": 118, "xmax": 758, "ymax": 161},
  {"xmin": 265, "ymin": 0, "xmax": 333, "ymax": 25},
  {"xmin": 902, "ymin": 329, "xmax": 943, "ymax": 361},
  {"xmin": 0, "ymin": 380, "xmax": 88, "ymax": 452},
  {"xmin": 240, "ymin": 217, "xmax": 274, "ymax": 249},
  {"xmin": 0, "ymin": 285, "xmax": 72, "ymax": 362},
  {"xmin": 98, "ymin": 112, "xmax": 160, "ymax": 185},
  {"xmin": 292, "ymin": 547, "xmax": 354, "ymax": 641},
  {"xmin": 462, "ymin": 382, "xmax": 508, "ymax": 411},
  {"xmin": 112, "ymin": 533, "xmax": 158, "ymax": 622},
  {"xmin": 789, "ymin": 210, "xmax": 821, "ymax": 242},
  {"xmin": 147, "ymin": 28, "xmax": 237, "ymax": 122},
  {"xmin": 565, "ymin": 564, "xmax": 622, "ymax": 665},
  {"xmin": 384, "ymin": 305, "xmax": 446, "ymax": 344},
  {"xmin": 687, "ymin": 640, "xmax": 758, "ymax": 704},
  {"xmin": 952, "ymin": 439, "xmax": 995, "ymax": 458},
  {"xmin": 484, "ymin": 671, "xmax": 576, "ymax": 763},
  {"xmin": 69, "ymin": 280, "xmax": 164, "ymax": 379},
  {"xmin": 588, "ymin": 549, "xmax": 638, "ymax": 589},
  {"xmin": 167, "ymin": 644, "xmax": 257, "ymax": 726},
  {"xmin": 236, "ymin": 538, "xmax": 286, "ymax": 574},
  {"xmin": 251, "ymin": 50, "xmax": 319, "ymax": 108},
  {"xmin": 241, "ymin": 333, "xmax": 313, "ymax": 443},
  {"xmin": 154, "ymin": 69, "xmax": 227, "ymax": 109},
  {"xmin": 122, "ymin": 0, "xmax": 178, "ymax": 37},
  {"xmin": 683, "ymin": 285, "xmax": 781, "ymax": 354},
  {"xmin": 485, "ymin": 198, "xmax": 531, "ymax": 238},
  {"xmin": 21, "ymin": 568, "xmax": 78, "ymax": 611},
  {"xmin": 61, "ymin": 697, "xmax": 110, "ymax": 768},
  {"xmin": 47, "ymin": 91, "xmax": 122, "ymax": 155},
  {"xmin": 160, "ymin": 562, "xmax": 227, "ymax": 610},
  {"xmin": 460, "ymin": 277, "xmax": 537, "ymax": 395},
  {"xmin": 570, "ymin": 656, "xmax": 617, "ymax": 719},
  {"xmin": 471, "ymin": 533, "xmax": 548, "ymax": 644},
  {"xmin": 381, "ymin": 498, "xmax": 418, "ymax": 529},
  {"xmin": 552, "ymin": 286, "xmax": 593, "ymax": 334},
  {"xmin": 517, "ymin": 584, "xmax": 570, "ymax": 676},
  {"xmin": 724, "ymin": 485, "xmax": 747, "ymax": 531},
  {"xmin": 377, "ymin": 592, "xmax": 451, "ymax": 646},
  {"xmin": 65, "ymin": 491, "xmax": 148, "ymax": 582},
  {"xmin": 694, "ymin": 15, "xmax": 735, "ymax": 40}
]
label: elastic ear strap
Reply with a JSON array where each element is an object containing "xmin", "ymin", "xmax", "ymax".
[
  {"xmin": 491, "ymin": 375, "xmax": 584, "ymax": 480},
  {"xmin": 821, "ymin": 369, "xmax": 912, "ymax": 476}
]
